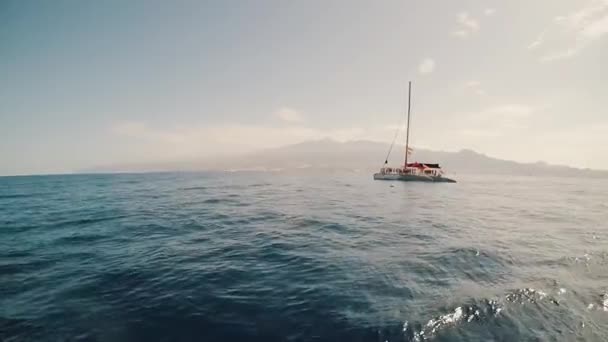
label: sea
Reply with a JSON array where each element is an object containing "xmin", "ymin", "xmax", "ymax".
[{"xmin": 1, "ymin": 172, "xmax": 607, "ymax": 341}]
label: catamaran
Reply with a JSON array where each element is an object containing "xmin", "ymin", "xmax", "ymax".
[{"xmin": 373, "ymin": 81, "xmax": 456, "ymax": 183}]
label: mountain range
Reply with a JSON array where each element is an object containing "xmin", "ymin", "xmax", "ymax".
[{"xmin": 85, "ymin": 139, "xmax": 607, "ymax": 177}]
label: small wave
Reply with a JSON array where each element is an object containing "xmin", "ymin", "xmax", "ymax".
[
  {"xmin": 585, "ymin": 292, "xmax": 608, "ymax": 312},
  {"xmin": 347, "ymin": 214, "xmax": 383, "ymax": 224},
  {"xmin": 0, "ymin": 316, "xmax": 44, "ymax": 341},
  {"xmin": 288, "ymin": 217, "xmax": 351, "ymax": 234},
  {"xmin": 568, "ymin": 253, "xmax": 592, "ymax": 264},
  {"xmin": 2, "ymin": 223, "xmax": 41, "ymax": 233},
  {"xmin": 218, "ymin": 211, "xmax": 284, "ymax": 226},
  {"xmin": 0, "ymin": 193, "xmax": 41, "ymax": 200},
  {"xmin": 247, "ymin": 211, "xmax": 284, "ymax": 223},
  {"xmin": 52, "ymin": 233, "xmax": 109, "ymax": 245},
  {"xmin": 403, "ymin": 299, "xmax": 503, "ymax": 341},
  {"xmin": 419, "ymin": 306, "xmax": 467, "ymax": 338},
  {"xmin": 1, "ymin": 250, "xmax": 32, "ymax": 259},
  {"xmin": 52, "ymin": 214, "xmax": 131, "ymax": 229},
  {"xmin": 505, "ymin": 287, "xmax": 564, "ymax": 306},
  {"xmin": 0, "ymin": 258, "xmax": 57, "ymax": 276},
  {"xmin": 563, "ymin": 251, "xmax": 608, "ymax": 268},
  {"xmin": 181, "ymin": 186, "xmax": 207, "ymax": 191},
  {"xmin": 290, "ymin": 217, "xmax": 325, "ymax": 228},
  {"xmin": 426, "ymin": 247, "xmax": 512, "ymax": 284},
  {"xmin": 402, "ymin": 287, "xmax": 568, "ymax": 340},
  {"xmin": 201, "ymin": 197, "xmax": 247, "ymax": 206},
  {"xmin": 249, "ymin": 183, "xmax": 272, "ymax": 188}
]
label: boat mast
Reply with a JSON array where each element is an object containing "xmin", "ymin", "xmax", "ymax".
[{"xmin": 404, "ymin": 81, "xmax": 412, "ymax": 167}]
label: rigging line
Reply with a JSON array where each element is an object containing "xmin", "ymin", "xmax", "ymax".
[
  {"xmin": 382, "ymin": 83, "xmax": 409, "ymax": 166},
  {"xmin": 383, "ymin": 122, "xmax": 403, "ymax": 165}
]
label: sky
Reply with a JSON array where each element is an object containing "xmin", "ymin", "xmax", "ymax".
[{"xmin": 1, "ymin": 0, "xmax": 608, "ymax": 175}]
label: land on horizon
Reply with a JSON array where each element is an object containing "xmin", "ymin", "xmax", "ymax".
[{"xmin": 73, "ymin": 139, "xmax": 608, "ymax": 178}]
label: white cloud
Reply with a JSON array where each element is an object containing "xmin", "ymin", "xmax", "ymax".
[
  {"xmin": 112, "ymin": 121, "xmax": 318, "ymax": 157},
  {"xmin": 464, "ymin": 80, "xmax": 486, "ymax": 96},
  {"xmin": 451, "ymin": 11, "xmax": 480, "ymax": 38},
  {"xmin": 459, "ymin": 12, "xmax": 480, "ymax": 31},
  {"xmin": 274, "ymin": 107, "xmax": 304, "ymax": 123},
  {"xmin": 581, "ymin": 13, "xmax": 608, "ymax": 38},
  {"xmin": 112, "ymin": 121, "xmax": 187, "ymax": 144},
  {"xmin": 418, "ymin": 58, "xmax": 436, "ymax": 74},
  {"xmin": 460, "ymin": 129, "xmax": 501, "ymax": 138},
  {"xmin": 483, "ymin": 104, "xmax": 535, "ymax": 118},
  {"xmin": 484, "ymin": 8, "xmax": 497, "ymax": 16},
  {"xmin": 528, "ymin": 122, "xmax": 608, "ymax": 168},
  {"xmin": 528, "ymin": 31, "xmax": 545, "ymax": 50},
  {"xmin": 530, "ymin": 0, "xmax": 608, "ymax": 62},
  {"xmin": 451, "ymin": 30, "xmax": 469, "ymax": 38},
  {"xmin": 476, "ymin": 104, "xmax": 534, "ymax": 125},
  {"xmin": 455, "ymin": 104, "xmax": 536, "ymax": 140},
  {"xmin": 539, "ymin": 48, "xmax": 579, "ymax": 63},
  {"xmin": 465, "ymin": 80, "xmax": 481, "ymax": 88}
]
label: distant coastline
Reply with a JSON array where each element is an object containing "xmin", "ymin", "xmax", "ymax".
[{"xmin": 73, "ymin": 139, "xmax": 608, "ymax": 179}]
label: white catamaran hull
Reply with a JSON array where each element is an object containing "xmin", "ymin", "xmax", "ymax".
[{"xmin": 373, "ymin": 173, "xmax": 456, "ymax": 183}]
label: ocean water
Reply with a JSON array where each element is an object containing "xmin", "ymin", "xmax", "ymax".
[{"xmin": 1, "ymin": 172, "xmax": 607, "ymax": 342}]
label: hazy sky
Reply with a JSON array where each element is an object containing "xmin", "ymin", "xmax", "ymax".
[{"xmin": 2, "ymin": 0, "xmax": 608, "ymax": 175}]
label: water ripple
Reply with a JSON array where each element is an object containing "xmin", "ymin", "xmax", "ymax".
[{"xmin": 0, "ymin": 173, "xmax": 607, "ymax": 341}]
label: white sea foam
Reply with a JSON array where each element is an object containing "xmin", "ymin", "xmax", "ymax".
[
  {"xmin": 401, "ymin": 287, "xmax": 570, "ymax": 340},
  {"xmin": 410, "ymin": 305, "xmax": 484, "ymax": 339},
  {"xmin": 424, "ymin": 306, "xmax": 463, "ymax": 331}
]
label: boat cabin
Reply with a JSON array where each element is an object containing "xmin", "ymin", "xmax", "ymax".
[{"xmin": 380, "ymin": 163, "xmax": 444, "ymax": 177}]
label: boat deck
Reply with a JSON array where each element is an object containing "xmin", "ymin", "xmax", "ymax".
[{"xmin": 373, "ymin": 173, "xmax": 456, "ymax": 183}]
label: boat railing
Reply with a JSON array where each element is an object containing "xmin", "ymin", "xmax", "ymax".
[{"xmin": 380, "ymin": 166, "xmax": 445, "ymax": 177}]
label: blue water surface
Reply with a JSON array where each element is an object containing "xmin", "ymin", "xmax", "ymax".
[{"xmin": 1, "ymin": 172, "xmax": 607, "ymax": 341}]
